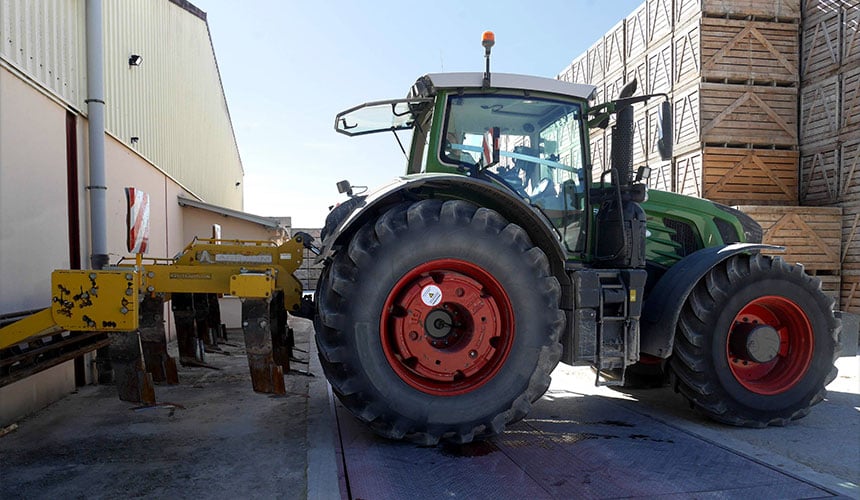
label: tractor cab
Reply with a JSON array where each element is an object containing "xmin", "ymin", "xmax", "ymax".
[{"xmin": 335, "ymin": 72, "xmax": 597, "ymax": 255}]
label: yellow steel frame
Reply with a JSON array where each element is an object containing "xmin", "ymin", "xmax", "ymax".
[{"xmin": 0, "ymin": 237, "xmax": 306, "ymax": 351}]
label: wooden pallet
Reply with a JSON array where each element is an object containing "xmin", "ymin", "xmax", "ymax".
[
  {"xmin": 647, "ymin": 159, "xmax": 674, "ymax": 192},
  {"xmin": 558, "ymin": 52, "xmax": 588, "ymax": 85},
  {"xmin": 632, "ymin": 100, "xmax": 650, "ymax": 166},
  {"xmin": 701, "ymin": 18, "xmax": 798, "ymax": 85},
  {"xmin": 841, "ymin": 200, "xmax": 860, "ymax": 272},
  {"xmin": 605, "ymin": 20, "xmax": 626, "ymax": 77},
  {"xmin": 800, "ymin": 139, "xmax": 841, "ymax": 205},
  {"xmin": 673, "ymin": 81, "xmax": 702, "ymax": 152},
  {"xmin": 646, "ymin": 100, "xmax": 672, "ymax": 162},
  {"xmin": 590, "ymin": 130, "xmax": 609, "ymax": 179},
  {"xmin": 571, "ymin": 53, "xmax": 589, "ymax": 85},
  {"xmin": 626, "ymin": 55, "xmax": 648, "ymax": 94},
  {"xmin": 801, "ymin": 7, "xmax": 841, "ymax": 80},
  {"xmin": 843, "ymin": 65, "xmax": 860, "ymax": 136},
  {"xmin": 587, "ymin": 39, "xmax": 606, "ymax": 85},
  {"xmin": 676, "ymin": 149, "xmax": 704, "ymax": 197},
  {"xmin": 703, "ymin": 147, "xmax": 798, "ymax": 204},
  {"xmin": 648, "ymin": 0, "xmax": 674, "ymax": 47},
  {"xmin": 811, "ymin": 273, "xmax": 842, "ymax": 309},
  {"xmin": 843, "ymin": 272, "xmax": 860, "ymax": 314},
  {"xmin": 736, "ymin": 205, "xmax": 843, "ymax": 274},
  {"xmin": 801, "ymin": 74, "xmax": 842, "ymax": 144},
  {"xmin": 291, "ymin": 228, "xmax": 324, "ymax": 292},
  {"xmin": 648, "ymin": 39, "xmax": 675, "ymax": 95},
  {"xmin": 676, "ymin": 0, "xmax": 704, "ymax": 27},
  {"xmin": 702, "ymin": 0, "xmax": 801, "ymax": 20},
  {"xmin": 605, "ymin": 72, "xmax": 627, "ymax": 103},
  {"xmin": 627, "ymin": 3, "xmax": 649, "ymax": 62},
  {"xmin": 674, "ymin": 20, "xmax": 701, "ymax": 88},
  {"xmin": 846, "ymin": 4, "xmax": 860, "ymax": 67},
  {"xmin": 700, "ymin": 82, "xmax": 798, "ymax": 146},
  {"xmin": 803, "ymin": 0, "xmax": 853, "ymax": 20},
  {"xmin": 842, "ymin": 138, "xmax": 860, "ymax": 202}
]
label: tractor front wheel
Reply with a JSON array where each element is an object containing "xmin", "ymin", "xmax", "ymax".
[
  {"xmin": 671, "ymin": 253, "xmax": 840, "ymax": 427},
  {"xmin": 314, "ymin": 199, "xmax": 564, "ymax": 444}
]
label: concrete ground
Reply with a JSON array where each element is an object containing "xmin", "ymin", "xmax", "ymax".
[
  {"xmin": 1, "ymin": 317, "xmax": 858, "ymax": 498},
  {"xmin": 549, "ymin": 355, "xmax": 860, "ymax": 496},
  {"xmin": 0, "ymin": 325, "xmax": 312, "ymax": 499}
]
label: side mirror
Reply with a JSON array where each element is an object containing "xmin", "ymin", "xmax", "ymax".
[
  {"xmin": 635, "ymin": 166, "xmax": 651, "ymax": 183},
  {"xmin": 482, "ymin": 127, "xmax": 500, "ymax": 169},
  {"xmin": 336, "ymin": 180, "xmax": 353, "ymax": 196},
  {"xmin": 657, "ymin": 100, "xmax": 673, "ymax": 161}
]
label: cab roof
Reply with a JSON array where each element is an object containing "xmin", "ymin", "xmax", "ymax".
[{"xmin": 418, "ymin": 72, "xmax": 596, "ymax": 101}]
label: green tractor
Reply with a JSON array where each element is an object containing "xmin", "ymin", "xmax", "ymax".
[{"xmin": 308, "ymin": 34, "xmax": 840, "ymax": 444}]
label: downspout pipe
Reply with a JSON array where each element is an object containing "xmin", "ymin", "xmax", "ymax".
[{"xmin": 85, "ymin": 0, "xmax": 108, "ymax": 270}]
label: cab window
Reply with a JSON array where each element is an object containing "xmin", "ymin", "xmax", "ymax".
[{"xmin": 441, "ymin": 94, "xmax": 587, "ymax": 253}]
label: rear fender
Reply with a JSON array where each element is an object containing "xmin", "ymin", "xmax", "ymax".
[
  {"xmin": 318, "ymin": 174, "xmax": 568, "ymax": 282},
  {"xmin": 640, "ymin": 243, "xmax": 783, "ymax": 358}
]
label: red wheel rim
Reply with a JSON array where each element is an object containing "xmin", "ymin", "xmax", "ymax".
[
  {"xmin": 380, "ymin": 259, "xmax": 514, "ymax": 396},
  {"xmin": 726, "ymin": 295, "xmax": 814, "ymax": 395}
]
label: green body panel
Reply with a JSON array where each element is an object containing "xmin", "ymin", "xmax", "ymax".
[{"xmin": 641, "ymin": 189, "xmax": 748, "ymax": 268}]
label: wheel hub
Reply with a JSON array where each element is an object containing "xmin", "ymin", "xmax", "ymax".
[
  {"xmin": 424, "ymin": 309, "xmax": 454, "ymax": 339},
  {"xmin": 726, "ymin": 295, "xmax": 814, "ymax": 395},
  {"xmin": 731, "ymin": 323, "xmax": 781, "ymax": 363},
  {"xmin": 380, "ymin": 259, "xmax": 514, "ymax": 396}
]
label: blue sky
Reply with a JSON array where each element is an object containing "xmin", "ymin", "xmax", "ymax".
[{"xmin": 193, "ymin": 0, "xmax": 644, "ymax": 227}]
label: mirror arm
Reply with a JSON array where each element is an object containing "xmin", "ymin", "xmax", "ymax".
[{"xmin": 391, "ymin": 128, "xmax": 408, "ymax": 159}]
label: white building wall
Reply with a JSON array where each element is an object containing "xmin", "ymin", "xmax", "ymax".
[{"xmin": 0, "ymin": 66, "xmax": 71, "ymax": 314}]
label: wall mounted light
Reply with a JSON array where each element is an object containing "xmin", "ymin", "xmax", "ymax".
[
  {"xmin": 235, "ymin": 182, "xmax": 241, "ymax": 187},
  {"xmin": 130, "ymin": 136, "xmax": 139, "ymax": 144},
  {"xmin": 128, "ymin": 54, "xmax": 143, "ymax": 66}
]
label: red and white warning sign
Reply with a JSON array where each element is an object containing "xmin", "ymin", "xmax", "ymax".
[{"xmin": 125, "ymin": 187, "xmax": 150, "ymax": 254}]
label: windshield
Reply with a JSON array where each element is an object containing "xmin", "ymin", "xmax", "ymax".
[{"xmin": 441, "ymin": 94, "xmax": 588, "ymax": 253}]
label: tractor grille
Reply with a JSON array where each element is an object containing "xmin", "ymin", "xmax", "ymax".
[
  {"xmin": 662, "ymin": 218, "xmax": 699, "ymax": 257},
  {"xmin": 714, "ymin": 217, "xmax": 740, "ymax": 244}
]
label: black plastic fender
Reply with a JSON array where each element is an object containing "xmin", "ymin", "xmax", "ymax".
[
  {"xmin": 317, "ymin": 173, "xmax": 568, "ymax": 282},
  {"xmin": 640, "ymin": 243, "xmax": 784, "ymax": 358}
]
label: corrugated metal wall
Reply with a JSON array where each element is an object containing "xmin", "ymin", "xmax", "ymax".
[
  {"xmin": 0, "ymin": 0, "xmax": 243, "ymax": 210},
  {"xmin": 0, "ymin": 0, "xmax": 84, "ymax": 107},
  {"xmin": 102, "ymin": 0, "xmax": 243, "ymax": 209}
]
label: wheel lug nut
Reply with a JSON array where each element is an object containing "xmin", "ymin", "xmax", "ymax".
[
  {"xmin": 409, "ymin": 331, "xmax": 418, "ymax": 341},
  {"xmin": 469, "ymin": 350, "xmax": 477, "ymax": 358},
  {"xmin": 455, "ymin": 288, "xmax": 464, "ymax": 297}
]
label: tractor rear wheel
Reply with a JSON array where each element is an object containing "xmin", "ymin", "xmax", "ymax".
[
  {"xmin": 314, "ymin": 199, "xmax": 563, "ymax": 444},
  {"xmin": 671, "ymin": 253, "xmax": 840, "ymax": 427}
]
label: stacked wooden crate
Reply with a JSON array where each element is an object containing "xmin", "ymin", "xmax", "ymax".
[
  {"xmin": 290, "ymin": 228, "xmax": 324, "ymax": 293},
  {"xmin": 737, "ymin": 205, "xmax": 844, "ymax": 299},
  {"xmin": 800, "ymin": 0, "xmax": 860, "ymax": 313},
  {"xmin": 557, "ymin": 0, "xmax": 851, "ymax": 307},
  {"xmin": 560, "ymin": 0, "xmax": 804, "ymax": 202}
]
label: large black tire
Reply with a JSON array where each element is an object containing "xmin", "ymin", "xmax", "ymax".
[
  {"xmin": 670, "ymin": 253, "xmax": 840, "ymax": 427},
  {"xmin": 314, "ymin": 199, "xmax": 564, "ymax": 444}
]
